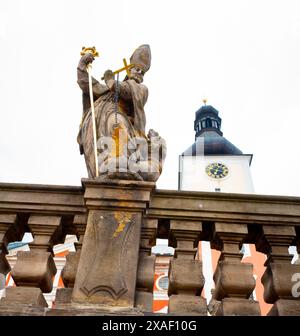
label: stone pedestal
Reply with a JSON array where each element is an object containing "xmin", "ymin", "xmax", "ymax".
[{"xmin": 72, "ymin": 179, "xmax": 155, "ymax": 308}]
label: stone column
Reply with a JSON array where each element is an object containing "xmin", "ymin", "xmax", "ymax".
[
  {"xmin": 212, "ymin": 222, "xmax": 260, "ymax": 316},
  {"xmin": 256, "ymin": 225, "xmax": 300, "ymax": 316},
  {"xmin": 72, "ymin": 179, "xmax": 155, "ymax": 309},
  {"xmin": 135, "ymin": 218, "xmax": 157, "ymax": 312},
  {"xmin": 58, "ymin": 215, "xmax": 87, "ymax": 307},
  {"xmin": 168, "ymin": 220, "xmax": 206, "ymax": 315},
  {"xmin": 1, "ymin": 215, "xmax": 62, "ymax": 309}
]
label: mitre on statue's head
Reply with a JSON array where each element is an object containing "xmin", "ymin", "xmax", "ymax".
[{"xmin": 130, "ymin": 44, "xmax": 151, "ymax": 73}]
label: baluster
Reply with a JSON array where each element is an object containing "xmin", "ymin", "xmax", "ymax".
[
  {"xmin": 0, "ymin": 214, "xmax": 19, "ymax": 281},
  {"xmin": 2, "ymin": 215, "xmax": 62, "ymax": 309},
  {"xmin": 135, "ymin": 218, "xmax": 157, "ymax": 312},
  {"xmin": 168, "ymin": 220, "xmax": 206, "ymax": 315},
  {"xmin": 0, "ymin": 214, "xmax": 26, "ymax": 310},
  {"xmin": 57, "ymin": 214, "xmax": 87, "ymax": 308},
  {"xmin": 212, "ymin": 222, "xmax": 260, "ymax": 316},
  {"xmin": 255, "ymin": 225, "xmax": 300, "ymax": 315}
]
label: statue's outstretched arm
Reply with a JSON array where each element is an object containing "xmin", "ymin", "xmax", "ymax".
[{"xmin": 77, "ymin": 54, "xmax": 106, "ymax": 99}]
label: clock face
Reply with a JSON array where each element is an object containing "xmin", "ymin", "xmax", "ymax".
[{"xmin": 206, "ymin": 162, "xmax": 229, "ymax": 179}]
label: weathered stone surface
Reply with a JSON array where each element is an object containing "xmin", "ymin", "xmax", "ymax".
[
  {"xmin": 212, "ymin": 222, "xmax": 260, "ymax": 315},
  {"xmin": 168, "ymin": 259, "xmax": 204, "ymax": 295},
  {"xmin": 267, "ymin": 299, "xmax": 300, "ymax": 316},
  {"xmin": 0, "ymin": 287, "xmax": 48, "ymax": 308},
  {"xmin": 136, "ymin": 254, "xmax": 155, "ymax": 291},
  {"xmin": 11, "ymin": 251, "xmax": 57, "ymax": 293},
  {"xmin": 262, "ymin": 262, "xmax": 300, "ymax": 303},
  {"xmin": 54, "ymin": 288, "xmax": 73, "ymax": 308},
  {"xmin": 135, "ymin": 292, "xmax": 153, "ymax": 312},
  {"xmin": 82, "ymin": 178, "xmax": 155, "ymax": 210},
  {"xmin": 27, "ymin": 215, "xmax": 62, "ymax": 252},
  {"xmin": 168, "ymin": 295, "xmax": 207, "ymax": 315},
  {"xmin": 140, "ymin": 219, "xmax": 157, "ymax": 254},
  {"xmin": 214, "ymin": 261, "xmax": 256, "ymax": 300},
  {"xmin": 169, "ymin": 220, "xmax": 202, "ymax": 259},
  {"xmin": 216, "ymin": 298, "xmax": 261, "ymax": 316},
  {"xmin": 0, "ymin": 183, "xmax": 85, "ymax": 215},
  {"xmin": 73, "ymin": 214, "xmax": 87, "ymax": 250},
  {"xmin": 61, "ymin": 251, "xmax": 81, "ymax": 288},
  {"xmin": 0, "ymin": 213, "xmax": 20, "ymax": 255},
  {"xmin": 72, "ymin": 210, "xmax": 142, "ymax": 306},
  {"xmin": 148, "ymin": 191, "xmax": 300, "ymax": 225},
  {"xmin": 46, "ymin": 306, "xmax": 144, "ymax": 316}
]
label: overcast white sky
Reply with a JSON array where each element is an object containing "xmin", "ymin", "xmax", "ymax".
[{"xmin": 0, "ymin": 0, "xmax": 300, "ymax": 197}]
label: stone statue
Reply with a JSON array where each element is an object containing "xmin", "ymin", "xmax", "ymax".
[{"xmin": 77, "ymin": 44, "xmax": 166, "ymax": 181}]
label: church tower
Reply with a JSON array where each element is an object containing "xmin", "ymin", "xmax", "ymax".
[
  {"xmin": 178, "ymin": 101, "xmax": 258, "ymax": 308},
  {"xmin": 179, "ymin": 102, "xmax": 254, "ymax": 193}
]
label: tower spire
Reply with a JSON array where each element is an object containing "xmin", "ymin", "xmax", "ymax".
[{"xmin": 194, "ymin": 102, "xmax": 223, "ymax": 139}]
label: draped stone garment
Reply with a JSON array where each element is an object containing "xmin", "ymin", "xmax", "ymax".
[{"xmin": 77, "ymin": 64, "xmax": 149, "ymax": 178}]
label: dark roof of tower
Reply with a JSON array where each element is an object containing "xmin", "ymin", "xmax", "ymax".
[
  {"xmin": 182, "ymin": 134, "xmax": 243, "ymax": 156},
  {"xmin": 184, "ymin": 102, "xmax": 244, "ymax": 156},
  {"xmin": 195, "ymin": 104, "xmax": 220, "ymax": 117}
]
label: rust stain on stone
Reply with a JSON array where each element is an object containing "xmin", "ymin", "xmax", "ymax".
[{"xmin": 113, "ymin": 212, "xmax": 132, "ymax": 238}]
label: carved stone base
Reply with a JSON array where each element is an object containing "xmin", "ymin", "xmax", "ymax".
[
  {"xmin": 72, "ymin": 179, "xmax": 155, "ymax": 308},
  {"xmin": 0, "ymin": 287, "xmax": 48, "ymax": 308},
  {"xmin": 135, "ymin": 291, "xmax": 153, "ymax": 312},
  {"xmin": 168, "ymin": 295, "xmax": 207, "ymax": 315},
  {"xmin": 216, "ymin": 298, "xmax": 261, "ymax": 316},
  {"xmin": 267, "ymin": 299, "xmax": 300, "ymax": 316}
]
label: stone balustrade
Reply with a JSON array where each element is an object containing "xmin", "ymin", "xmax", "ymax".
[{"xmin": 0, "ymin": 182, "xmax": 299, "ymax": 315}]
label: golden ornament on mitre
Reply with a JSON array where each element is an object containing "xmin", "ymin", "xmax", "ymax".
[{"xmin": 130, "ymin": 44, "xmax": 151, "ymax": 73}]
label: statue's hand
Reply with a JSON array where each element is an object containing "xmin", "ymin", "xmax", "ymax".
[
  {"xmin": 103, "ymin": 69, "xmax": 114, "ymax": 82},
  {"xmin": 80, "ymin": 53, "xmax": 95, "ymax": 65}
]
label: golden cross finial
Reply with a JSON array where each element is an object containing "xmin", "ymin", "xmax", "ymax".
[{"xmin": 203, "ymin": 98, "xmax": 207, "ymax": 105}]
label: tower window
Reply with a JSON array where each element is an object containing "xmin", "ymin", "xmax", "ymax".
[
  {"xmin": 206, "ymin": 118, "xmax": 212, "ymax": 127},
  {"xmin": 201, "ymin": 120, "xmax": 206, "ymax": 128}
]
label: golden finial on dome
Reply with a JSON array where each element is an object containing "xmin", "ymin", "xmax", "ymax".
[{"xmin": 203, "ymin": 98, "xmax": 207, "ymax": 105}]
